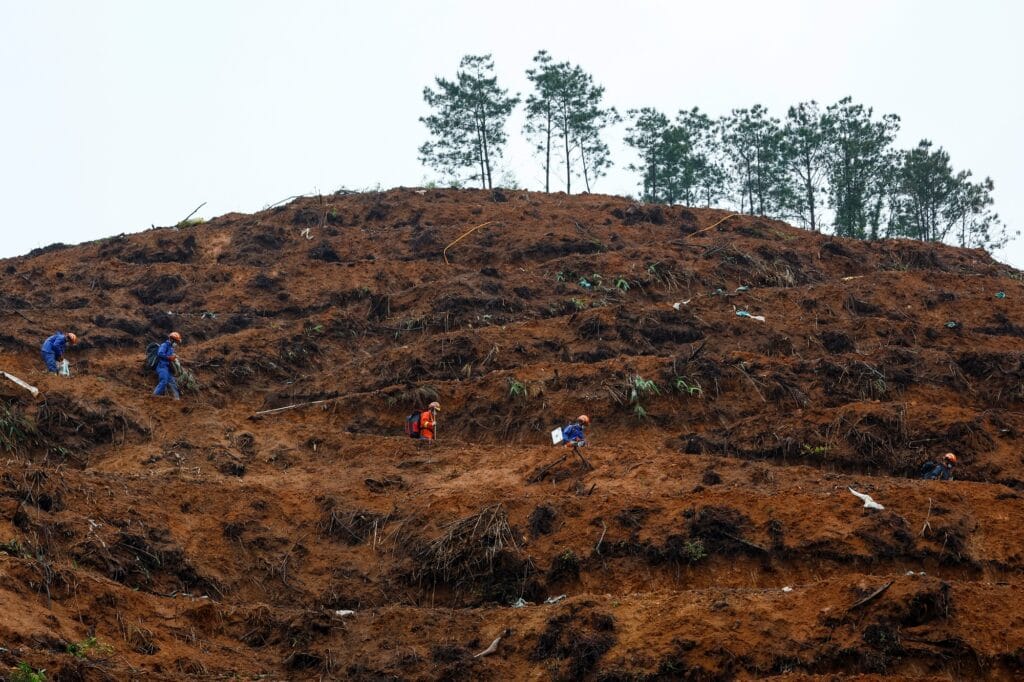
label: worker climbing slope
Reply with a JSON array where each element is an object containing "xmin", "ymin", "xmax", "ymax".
[
  {"xmin": 40, "ymin": 331, "xmax": 77, "ymax": 373},
  {"xmin": 419, "ymin": 401, "xmax": 441, "ymax": 441},
  {"xmin": 153, "ymin": 332, "xmax": 183, "ymax": 400}
]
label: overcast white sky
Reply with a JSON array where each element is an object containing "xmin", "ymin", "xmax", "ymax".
[{"xmin": 2, "ymin": 1, "xmax": 1022, "ymax": 265}]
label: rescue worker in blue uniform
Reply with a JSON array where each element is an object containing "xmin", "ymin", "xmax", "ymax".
[
  {"xmin": 40, "ymin": 331, "xmax": 77, "ymax": 373},
  {"xmin": 153, "ymin": 331, "xmax": 183, "ymax": 400}
]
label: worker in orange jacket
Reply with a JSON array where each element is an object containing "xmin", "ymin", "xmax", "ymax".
[{"xmin": 419, "ymin": 401, "xmax": 441, "ymax": 441}]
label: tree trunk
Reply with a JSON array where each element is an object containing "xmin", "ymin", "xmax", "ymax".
[
  {"xmin": 544, "ymin": 109, "xmax": 552, "ymax": 193},
  {"xmin": 479, "ymin": 115, "xmax": 493, "ymax": 190},
  {"xmin": 562, "ymin": 104, "xmax": 572, "ymax": 194}
]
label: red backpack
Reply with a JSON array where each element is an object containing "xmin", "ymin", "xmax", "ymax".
[{"xmin": 405, "ymin": 412, "xmax": 422, "ymax": 438}]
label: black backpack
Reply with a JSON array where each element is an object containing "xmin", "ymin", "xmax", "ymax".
[
  {"xmin": 405, "ymin": 412, "xmax": 422, "ymax": 438},
  {"xmin": 144, "ymin": 342, "xmax": 160, "ymax": 371}
]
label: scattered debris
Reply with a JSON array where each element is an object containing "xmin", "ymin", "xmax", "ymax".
[
  {"xmin": 511, "ymin": 597, "xmax": 531, "ymax": 608},
  {"xmin": 945, "ymin": 321, "xmax": 959, "ymax": 328},
  {"xmin": 995, "ymin": 291, "xmax": 1006, "ymax": 299},
  {"xmin": 849, "ymin": 487, "xmax": 885, "ymax": 510},
  {"xmin": 847, "ymin": 580, "xmax": 894, "ymax": 611},
  {"xmin": 333, "ymin": 609, "xmax": 356, "ymax": 617},
  {"xmin": 544, "ymin": 594, "xmax": 567, "ymax": 604},
  {"xmin": 735, "ymin": 285, "xmax": 750, "ymax": 292},
  {"xmin": 672, "ymin": 299, "xmax": 691, "ymax": 310},
  {"xmin": 1, "ymin": 370, "xmax": 39, "ymax": 397},
  {"xmin": 736, "ymin": 310, "xmax": 766, "ymax": 322},
  {"xmin": 474, "ymin": 631, "xmax": 506, "ymax": 658},
  {"xmin": 782, "ymin": 586, "xmax": 793, "ymax": 593}
]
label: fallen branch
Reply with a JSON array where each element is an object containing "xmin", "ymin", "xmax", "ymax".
[
  {"xmin": 251, "ymin": 397, "xmax": 340, "ymax": 417},
  {"xmin": 847, "ymin": 580, "xmax": 894, "ymax": 612},
  {"xmin": 595, "ymin": 520, "xmax": 607, "ymax": 556},
  {"xmin": 176, "ymin": 201, "xmax": 206, "ymax": 226},
  {"xmin": 920, "ymin": 497, "xmax": 933, "ymax": 537},
  {"xmin": 527, "ymin": 454, "xmax": 568, "ymax": 483}
]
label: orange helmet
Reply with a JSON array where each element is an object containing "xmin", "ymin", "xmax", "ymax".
[
  {"xmin": 578, "ymin": 415, "xmax": 590, "ymax": 425},
  {"xmin": 169, "ymin": 332, "xmax": 182, "ymax": 343},
  {"xmin": 66, "ymin": 332, "xmax": 78, "ymax": 345},
  {"xmin": 943, "ymin": 452, "xmax": 957, "ymax": 464},
  {"xmin": 428, "ymin": 401, "xmax": 441, "ymax": 412}
]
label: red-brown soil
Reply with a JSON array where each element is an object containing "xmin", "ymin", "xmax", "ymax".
[{"xmin": 1, "ymin": 188, "xmax": 1023, "ymax": 680}]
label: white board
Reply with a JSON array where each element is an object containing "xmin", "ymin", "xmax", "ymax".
[{"xmin": 550, "ymin": 427, "xmax": 564, "ymax": 445}]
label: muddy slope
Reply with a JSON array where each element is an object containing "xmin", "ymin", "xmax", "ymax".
[{"xmin": 1, "ymin": 188, "xmax": 1023, "ymax": 680}]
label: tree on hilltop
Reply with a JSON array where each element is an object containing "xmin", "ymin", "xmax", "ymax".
[
  {"xmin": 419, "ymin": 54, "xmax": 519, "ymax": 189},
  {"xmin": 523, "ymin": 51, "xmax": 619, "ymax": 193}
]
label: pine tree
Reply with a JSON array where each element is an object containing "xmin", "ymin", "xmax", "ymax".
[
  {"xmin": 822, "ymin": 98, "xmax": 900, "ymax": 239},
  {"xmin": 624, "ymin": 108, "xmax": 684, "ymax": 203},
  {"xmin": 523, "ymin": 52, "xmax": 618, "ymax": 193},
  {"xmin": 419, "ymin": 54, "xmax": 519, "ymax": 189},
  {"xmin": 721, "ymin": 105, "xmax": 786, "ymax": 216},
  {"xmin": 780, "ymin": 101, "xmax": 829, "ymax": 231}
]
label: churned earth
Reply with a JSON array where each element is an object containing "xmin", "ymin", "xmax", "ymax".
[{"xmin": 1, "ymin": 188, "xmax": 1023, "ymax": 680}]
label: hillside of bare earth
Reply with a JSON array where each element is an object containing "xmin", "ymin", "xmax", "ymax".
[{"xmin": 1, "ymin": 188, "xmax": 1023, "ymax": 680}]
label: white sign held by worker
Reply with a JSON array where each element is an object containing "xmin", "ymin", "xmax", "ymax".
[{"xmin": 551, "ymin": 427, "xmax": 564, "ymax": 445}]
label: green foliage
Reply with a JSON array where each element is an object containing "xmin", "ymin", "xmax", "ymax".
[
  {"xmin": 614, "ymin": 277, "xmax": 630, "ymax": 292},
  {"xmin": 0, "ymin": 403, "xmax": 37, "ymax": 453},
  {"xmin": 570, "ymin": 297, "xmax": 587, "ymax": 310},
  {"xmin": 721, "ymin": 104, "xmax": 787, "ymax": 216},
  {"xmin": 303, "ymin": 322, "xmax": 325, "ymax": 337},
  {"xmin": 822, "ymin": 97, "xmax": 901, "ymax": 239},
  {"xmin": 673, "ymin": 377, "xmax": 703, "ymax": 397},
  {"xmin": 172, "ymin": 360, "xmax": 198, "ymax": 392},
  {"xmin": 10, "ymin": 662, "xmax": 46, "ymax": 682},
  {"xmin": 802, "ymin": 444, "xmax": 829, "ymax": 456},
  {"xmin": 886, "ymin": 140, "xmax": 1010, "ymax": 250},
  {"xmin": 507, "ymin": 377, "xmax": 527, "ymax": 399},
  {"xmin": 419, "ymin": 54, "xmax": 520, "ymax": 189},
  {"xmin": 524, "ymin": 50, "xmax": 620, "ymax": 193},
  {"xmin": 678, "ymin": 538, "xmax": 707, "ymax": 563},
  {"xmin": 66, "ymin": 636, "xmax": 112, "ymax": 659},
  {"xmin": 0, "ymin": 539, "xmax": 28, "ymax": 557},
  {"xmin": 628, "ymin": 375, "xmax": 660, "ymax": 419}
]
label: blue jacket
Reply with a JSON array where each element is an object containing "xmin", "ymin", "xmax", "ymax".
[
  {"xmin": 921, "ymin": 461, "xmax": 953, "ymax": 481},
  {"xmin": 41, "ymin": 332, "xmax": 68, "ymax": 358},
  {"xmin": 562, "ymin": 423, "xmax": 585, "ymax": 443},
  {"xmin": 156, "ymin": 340, "xmax": 177, "ymax": 371}
]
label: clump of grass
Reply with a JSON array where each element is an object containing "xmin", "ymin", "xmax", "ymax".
[
  {"xmin": 673, "ymin": 376, "xmax": 703, "ymax": 397},
  {"xmin": 629, "ymin": 375, "xmax": 660, "ymax": 419},
  {"xmin": 0, "ymin": 403, "xmax": 37, "ymax": 453},
  {"xmin": 10, "ymin": 662, "xmax": 47, "ymax": 682},
  {"xmin": 507, "ymin": 377, "xmax": 527, "ymax": 399},
  {"xmin": 66, "ymin": 636, "xmax": 113, "ymax": 659}
]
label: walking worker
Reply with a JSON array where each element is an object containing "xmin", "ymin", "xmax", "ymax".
[
  {"xmin": 40, "ymin": 331, "xmax": 77, "ymax": 373},
  {"xmin": 418, "ymin": 401, "xmax": 441, "ymax": 441},
  {"xmin": 153, "ymin": 332, "xmax": 183, "ymax": 400},
  {"xmin": 562, "ymin": 415, "xmax": 590, "ymax": 447},
  {"xmin": 921, "ymin": 452, "xmax": 957, "ymax": 481}
]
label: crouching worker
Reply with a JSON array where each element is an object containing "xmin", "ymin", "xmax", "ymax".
[
  {"xmin": 406, "ymin": 401, "xmax": 441, "ymax": 442},
  {"xmin": 562, "ymin": 415, "xmax": 590, "ymax": 447},
  {"xmin": 40, "ymin": 331, "xmax": 77, "ymax": 373},
  {"xmin": 153, "ymin": 332, "xmax": 182, "ymax": 400},
  {"xmin": 921, "ymin": 452, "xmax": 956, "ymax": 480}
]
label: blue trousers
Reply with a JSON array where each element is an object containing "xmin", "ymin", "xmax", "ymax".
[
  {"xmin": 153, "ymin": 365, "xmax": 180, "ymax": 399},
  {"xmin": 41, "ymin": 350, "xmax": 58, "ymax": 372}
]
